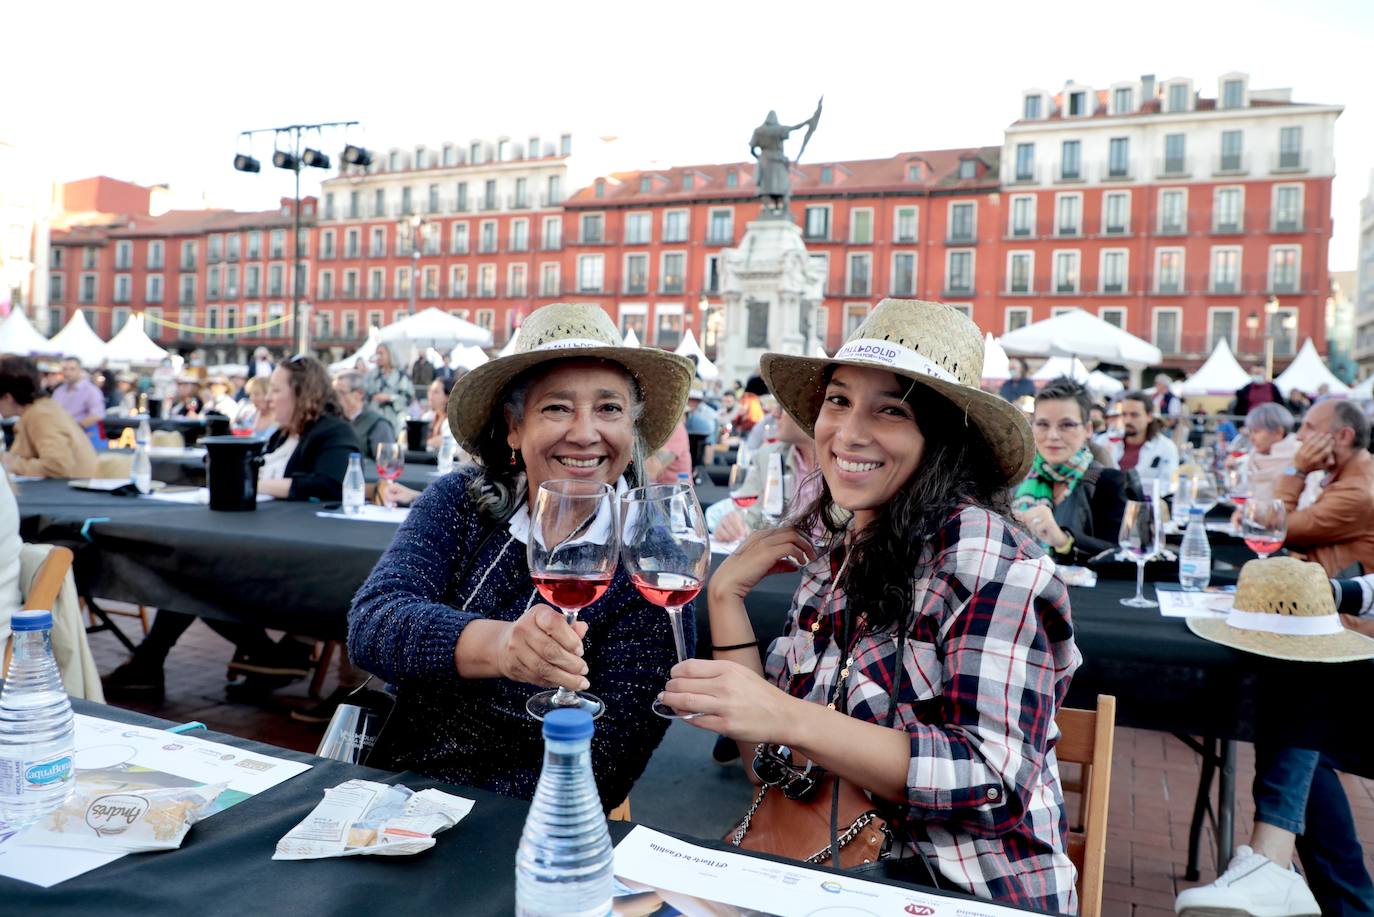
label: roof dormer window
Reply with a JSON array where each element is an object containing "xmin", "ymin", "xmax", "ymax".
[
  {"xmin": 1220, "ymin": 74, "xmax": 1247, "ymax": 109},
  {"xmin": 639, "ymin": 176, "xmax": 652, "ymax": 193},
  {"xmin": 1164, "ymin": 79, "xmax": 1193, "ymax": 113},
  {"xmin": 682, "ymin": 173, "xmax": 694, "ymax": 190},
  {"xmin": 1023, "ymin": 93, "xmax": 1044, "ymax": 120},
  {"xmin": 595, "ymin": 179, "xmax": 605, "ymax": 198},
  {"xmin": 958, "ymin": 159, "xmax": 977, "ymax": 179},
  {"xmin": 1111, "ymin": 85, "xmax": 1134, "ymax": 115},
  {"xmin": 820, "ymin": 166, "xmax": 833, "ymax": 184},
  {"xmin": 906, "ymin": 163, "xmax": 923, "ymax": 182}
]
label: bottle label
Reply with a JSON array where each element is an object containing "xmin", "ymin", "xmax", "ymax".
[
  {"xmin": 25, "ymin": 756, "xmax": 72, "ymax": 786},
  {"xmin": 0, "ymin": 754, "xmax": 72, "ymax": 795}
]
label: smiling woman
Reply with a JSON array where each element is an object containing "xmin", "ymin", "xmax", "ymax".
[
  {"xmin": 348, "ymin": 302, "xmax": 697, "ymax": 812},
  {"xmin": 666, "ymin": 299, "xmax": 1082, "ymax": 914}
]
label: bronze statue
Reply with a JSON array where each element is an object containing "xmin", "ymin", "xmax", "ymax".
[{"xmin": 750, "ymin": 98, "xmax": 823, "ymax": 217}]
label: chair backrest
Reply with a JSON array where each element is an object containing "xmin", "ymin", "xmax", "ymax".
[
  {"xmin": 1054, "ymin": 694, "xmax": 1116, "ymax": 917},
  {"xmin": 4, "ymin": 545, "xmax": 75, "ymax": 678}
]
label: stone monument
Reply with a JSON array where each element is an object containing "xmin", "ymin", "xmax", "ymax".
[{"xmin": 718, "ymin": 101, "xmax": 826, "ymax": 384}]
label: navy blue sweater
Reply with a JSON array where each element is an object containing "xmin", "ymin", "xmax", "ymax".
[{"xmin": 348, "ymin": 468, "xmax": 693, "ymax": 809}]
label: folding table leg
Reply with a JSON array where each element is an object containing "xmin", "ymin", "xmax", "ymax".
[
  {"xmin": 83, "ymin": 597, "xmax": 139, "ymax": 653},
  {"xmin": 1184, "ymin": 734, "xmax": 1218, "ymax": 882},
  {"xmin": 1217, "ymin": 739, "xmax": 1236, "ymax": 867}
]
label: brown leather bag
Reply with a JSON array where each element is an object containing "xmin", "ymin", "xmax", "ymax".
[{"xmin": 724, "ymin": 775, "xmax": 889, "ymax": 868}]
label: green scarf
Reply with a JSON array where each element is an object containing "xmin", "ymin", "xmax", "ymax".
[{"xmin": 1013, "ymin": 447, "xmax": 1094, "ymax": 514}]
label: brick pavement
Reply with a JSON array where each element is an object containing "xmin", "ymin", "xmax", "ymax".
[{"xmin": 85, "ymin": 606, "xmax": 1374, "ymax": 915}]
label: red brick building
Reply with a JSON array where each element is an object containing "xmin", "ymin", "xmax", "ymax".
[{"xmin": 40, "ymin": 74, "xmax": 1339, "ymax": 374}]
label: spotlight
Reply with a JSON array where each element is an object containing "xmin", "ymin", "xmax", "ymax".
[
  {"xmin": 272, "ymin": 150, "xmax": 299, "ymax": 171},
  {"xmin": 342, "ymin": 144, "xmax": 373, "ymax": 167},
  {"xmin": 302, "ymin": 148, "xmax": 331, "ymax": 169},
  {"xmin": 233, "ymin": 154, "xmax": 261, "ymax": 173}
]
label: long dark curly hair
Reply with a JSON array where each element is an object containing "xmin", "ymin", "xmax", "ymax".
[{"xmin": 792, "ymin": 370, "xmax": 1011, "ymax": 634}]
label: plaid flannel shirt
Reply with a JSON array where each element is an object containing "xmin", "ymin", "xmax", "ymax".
[{"xmin": 764, "ymin": 505, "xmax": 1082, "ymax": 914}]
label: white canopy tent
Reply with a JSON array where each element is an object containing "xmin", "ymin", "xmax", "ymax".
[
  {"xmin": 1000, "ymin": 309, "xmax": 1162, "ymax": 380},
  {"xmin": 1351, "ymin": 375, "xmax": 1374, "ymax": 401},
  {"xmin": 0, "ymin": 308, "xmax": 51, "ymax": 356},
  {"xmin": 377, "ymin": 307, "xmax": 493, "ymax": 350},
  {"xmin": 1031, "ymin": 355, "xmax": 1090, "ymax": 382},
  {"xmin": 47, "ymin": 311, "xmax": 106, "ymax": 367},
  {"xmin": 1180, "ymin": 338, "xmax": 1250, "ymax": 396},
  {"xmin": 1274, "ymin": 339, "xmax": 1352, "ymax": 397},
  {"xmin": 622, "ymin": 327, "xmax": 641, "ymax": 348},
  {"xmin": 673, "ymin": 329, "xmax": 720, "ymax": 381},
  {"xmin": 981, "ymin": 333, "xmax": 1011, "ymax": 382},
  {"xmin": 100, "ymin": 315, "xmax": 169, "ymax": 366},
  {"xmin": 329, "ymin": 326, "xmax": 381, "ymax": 375},
  {"xmin": 813, "ymin": 343, "xmax": 829, "ymax": 358},
  {"xmin": 448, "ymin": 344, "xmax": 490, "ymax": 371},
  {"xmin": 497, "ymin": 328, "xmax": 520, "ymax": 358}
]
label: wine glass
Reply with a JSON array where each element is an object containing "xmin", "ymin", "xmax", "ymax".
[
  {"xmin": 728, "ymin": 449, "xmax": 757, "ymax": 511},
  {"xmin": 1172, "ymin": 475, "xmax": 1195, "ymax": 533},
  {"xmin": 1192, "ymin": 473, "xmax": 1219, "ymax": 517},
  {"xmin": 230, "ymin": 406, "xmax": 256, "ymax": 438},
  {"xmin": 526, "ymin": 479, "xmax": 618, "ymax": 721},
  {"xmin": 1242, "ymin": 499, "xmax": 1287, "ymax": 559},
  {"xmin": 1118, "ymin": 500, "xmax": 1159, "ymax": 608},
  {"xmin": 375, "ymin": 442, "xmax": 405, "ymax": 507},
  {"xmin": 621, "ymin": 482, "xmax": 710, "ymax": 720}
]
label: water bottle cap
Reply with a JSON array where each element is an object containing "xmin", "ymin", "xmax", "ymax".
[
  {"xmin": 11, "ymin": 609, "xmax": 53, "ymax": 632},
  {"xmin": 1189, "ymin": 506, "xmax": 1204, "ymax": 516},
  {"xmin": 541, "ymin": 708, "xmax": 594, "ymax": 742}
]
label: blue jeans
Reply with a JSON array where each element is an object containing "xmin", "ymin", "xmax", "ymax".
[{"xmin": 1254, "ymin": 743, "xmax": 1374, "ymax": 916}]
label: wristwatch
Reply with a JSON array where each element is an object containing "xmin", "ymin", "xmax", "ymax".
[{"xmin": 1284, "ymin": 465, "xmax": 1301, "ymax": 477}]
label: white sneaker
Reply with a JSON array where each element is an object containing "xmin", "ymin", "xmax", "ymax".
[{"xmin": 1175, "ymin": 846, "xmax": 1321, "ymax": 916}]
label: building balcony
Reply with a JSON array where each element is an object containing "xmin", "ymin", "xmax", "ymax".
[
  {"xmin": 1007, "ymin": 164, "xmax": 1040, "ymax": 185},
  {"xmin": 1212, "ymin": 153, "xmax": 1249, "ymax": 177},
  {"xmin": 1270, "ymin": 214, "xmax": 1308, "ymax": 234},
  {"xmin": 1155, "ymin": 222, "xmax": 1188, "ymax": 237},
  {"xmin": 1004, "ymin": 285, "xmax": 1035, "ymax": 296},
  {"xmin": 1211, "ymin": 220, "xmax": 1245, "ymax": 236},
  {"xmin": 846, "ymin": 282, "xmax": 871, "ymax": 297},
  {"xmin": 1272, "ymin": 150, "xmax": 1309, "ymax": 174},
  {"xmin": 942, "ymin": 284, "xmax": 974, "ymax": 298},
  {"xmin": 1156, "ymin": 157, "xmax": 1190, "ymax": 179},
  {"xmin": 1102, "ymin": 162, "xmax": 1135, "ymax": 182},
  {"xmin": 1053, "ymin": 166, "xmax": 1085, "ymax": 184},
  {"xmin": 944, "ymin": 231, "xmax": 977, "ymax": 246},
  {"xmin": 179, "ymin": 260, "xmax": 197, "ymax": 272}
]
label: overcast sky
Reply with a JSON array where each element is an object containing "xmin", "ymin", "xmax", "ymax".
[{"xmin": 8, "ymin": 0, "xmax": 1371, "ymax": 269}]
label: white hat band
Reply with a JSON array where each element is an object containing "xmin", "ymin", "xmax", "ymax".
[
  {"xmin": 534, "ymin": 337, "xmax": 613, "ymax": 353},
  {"xmin": 833, "ymin": 338, "xmax": 958, "ymax": 384},
  {"xmin": 1226, "ymin": 609, "xmax": 1344, "ymax": 636}
]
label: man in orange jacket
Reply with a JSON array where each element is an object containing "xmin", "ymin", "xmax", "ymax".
[{"xmin": 1276, "ymin": 399, "xmax": 1374, "ymax": 576}]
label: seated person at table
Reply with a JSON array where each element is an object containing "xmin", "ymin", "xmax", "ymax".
[
  {"xmin": 333, "ymin": 370, "xmax": 395, "ymax": 459},
  {"xmin": 170, "ymin": 375, "xmax": 203, "ymax": 417},
  {"xmin": 349, "ymin": 302, "xmax": 694, "ymax": 810},
  {"xmin": 1275, "ymin": 399, "xmax": 1374, "ymax": 577},
  {"xmin": 1238, "ymin": 402, "xmax": 1298, "ymax": 505},
  {"xmin": 0, "ymin": 355, "xmax": 97, "ymax": 479},
  {"xmin": 1109, "ymin": 391, "xmax": 1178, "ymax": 494},
  {"xmin": 422, "ymin": 375, "xmax": 457, "ymax": 450},
  {"xmin": 662, "ymin": 300, "xmax": 1080, "ymax": 913},
  {"xmin": 51, "ymin": 357, "xmax": 106, "ymax": 436},
  {"xmin": 1013, "ymin": 376, "xmax": 1129, "ymax": 565},
  {"xmin": 203, "ymin": 376, "xmax": 238, "ymax": 417},
  {"xmin": 233, "ymin": 375, "xmax": 276, "ymax": 436},
  {"xmin": 713, "ymin": 409, "xmax": 818, "ymax": 543},
  {"xmin": 1177, "ymin": 564, "xmax": 1374, "ymax": 917},
  {"xmin": 105, "ymin": 355, "xmax": 361, "ymax": 699}
]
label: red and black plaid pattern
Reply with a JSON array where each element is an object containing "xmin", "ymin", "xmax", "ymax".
[{"xmin": 764, "ymin": 505, "xmax": 1082, "ymax": 914}]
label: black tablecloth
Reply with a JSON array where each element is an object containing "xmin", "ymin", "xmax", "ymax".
[{"xmin": 8, "ymin": 702, "xmax": 1042, "ymax": 915}]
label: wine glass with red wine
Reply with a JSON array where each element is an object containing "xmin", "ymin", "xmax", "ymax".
[
  {"xmin": 375, "ymin": 442, "xmax": 405, "ymax": 507},
  {"xmin": 1241, "ymin": 498, "xmax": 1287, "ymax": 559},
  {"xmin": 525, "ymin": 479, "xmax": 618, "ymax": 721},
  {"xmin": 621, "ymin": 482, "xmax": 710, "ymax": 719}
]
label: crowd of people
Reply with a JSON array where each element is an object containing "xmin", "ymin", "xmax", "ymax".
[{"xmin": 3, "ymin": 296, "xmax": 1374, "ymax": 916}]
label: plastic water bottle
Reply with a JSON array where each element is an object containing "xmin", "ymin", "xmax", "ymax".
[
  {"xmin": 131, "ymin": 444, "xmax": 152, "ymax": 494},
  {"xmin": 342, "ymin": 453, "xmax": 365, "ymax": 516},
  {"xmin": 1179, "ymin": 507, "xmax": 1212, "ymax": 591},
  {"xmin": 436, "ymin": 433, "xmax": 457, "ymax": 476},
  {"xmin": 515, "ymin": 709, "xmax": 613, "ymax": 917},
  {"xmin": 136, "ymin": 416, "xmax": 152, "ymax": 448},
  {"xmin": 0, "ymin": 610, "xmax": 76, "ymax": 830}
]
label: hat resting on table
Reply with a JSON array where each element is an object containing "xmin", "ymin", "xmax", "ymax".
[
  {"xmin": 448, "ymin": 302, "xmax": 694, "ymax": 456},
  {"xmin": 759, "ymin": 298, "xmax": 1033, "ymax": 485},
  {"xmin": 1187, "ymin": 557, "xmax": 1374, "ymax": 663}
]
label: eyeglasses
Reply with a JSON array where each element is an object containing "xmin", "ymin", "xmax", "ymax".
[
  {"xmin": 751, "ymin": 744, "xmax": 821, "ymax": 800},
  {"xmin": 1032, "ymin": 420, "xmax": 1085, "ymax": 437},
  {"xmin": 285, "ymin": 354, "xmax": 309, "ymax": 366}
]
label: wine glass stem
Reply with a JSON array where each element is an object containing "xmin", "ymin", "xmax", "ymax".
[
  {"xmin": 550, "ymin": 607, "xmax": 581, "ymax": 706},
  {"xmin": 1135, "ymin": 560, "xmax": 1146, "ymax": 602},
  {"xmin": 665, "ymin": 606, "xmax": 688, "ymax": 664}
]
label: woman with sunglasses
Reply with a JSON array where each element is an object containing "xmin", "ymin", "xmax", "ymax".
[
  {"xmin": 1013, "ymin": 376, "xmax": 1130, "ymax": 565},
  {"xmin": 661, "ymin": 300, "xmax": 1081, "ymax": 914}
]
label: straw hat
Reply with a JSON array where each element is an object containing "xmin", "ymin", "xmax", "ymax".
[
  {"xmin": 448, "ymin": 302, "xmax": 694, "ymax": 455},
  {"xmin": 760, "ymin": 299, "xmax": 1033, "ymax": 484},
  {"xmin": 1187, "ymin": 557, "xmax": 1374, "ymax": 663}
]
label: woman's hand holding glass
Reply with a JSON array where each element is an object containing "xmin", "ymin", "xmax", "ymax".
[
  {"xmin": 494, "ymin": 604, "xmax": 590, "ymax": 694},
  {"xmin": 660, "ymin": 657, "xmax": 799, "ymax": 745},
  {"xmin": 1016, "ymin": 504, "xmax": 1070, "ymax": 549}
]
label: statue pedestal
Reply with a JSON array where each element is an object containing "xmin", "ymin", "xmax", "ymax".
[{"xmin": 718, "ymin": 220, "xmax": 824, "ymax": 386}]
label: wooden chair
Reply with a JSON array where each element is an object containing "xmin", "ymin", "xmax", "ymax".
[
  {"xmin": 1055, "ymin": 694, "xmax": 1116, "ymax": 917},
  {"xmin": 4, "ymin": 546, "xmax": 74, "ymax": 678},
  {"xmin": 608, "ymin": 797, "xmax": 631, "ymax": 822}
]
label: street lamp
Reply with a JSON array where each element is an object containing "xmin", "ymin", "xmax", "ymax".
[
  {"xmin": 402, "ymin": 212, "xmax": 428, "ymax": 317},
  {"xmin": 1263, "ymin": 295, "xmax": 1280, "ymax": 381},
  {"xmin": 231, "ymin": 120, "xmax": 367, "ymax": 354}
]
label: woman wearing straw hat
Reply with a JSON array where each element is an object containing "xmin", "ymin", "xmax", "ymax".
[
  {"xmin": 661, "ymin": 299, "xmax": 1081, "ymax": 912},
  {"xmin": 1177, "ymin": 557, "xmax": 1374, "ymax": 916},
  {"xmin": 348, "ymin": 303, "xmax": 695, "ymax": 809}
]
